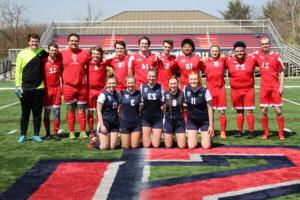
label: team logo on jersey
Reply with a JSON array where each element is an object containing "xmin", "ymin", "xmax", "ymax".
[
  {"xmin": 71, "ymin": 54, "xmax": 78, "ymax": 64},
  {"xmin": 125, "ymin": 94, "xmax": 129, "ymax": 99},
  {"xmin": 187, "ymin": 91, "xmax": 191, "ymax": 97},
  {"xmin": 3, "ymin": 146, "xmax": 300, "ymax": 200},
  {"xmin": 213, "ymin": 61, "xmax": 219, "ymax": 67},
  {"xmin": 107, "ymin": 96, "xmax": 112, "ymax": 101},
  {"xmin": 165, "ymin": 94, "xmax": 170, "ymax": 99},
  {"xmin": 198, "ymin": 93, "xmax": 203, "ymax": 97},
  {"xmin": 144, "ymin": 88, "xmax": 148, "ymax": 93}
]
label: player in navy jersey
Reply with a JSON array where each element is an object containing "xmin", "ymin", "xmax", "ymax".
[
  {"xmin": 119, "ymin": 76, "xmax": 142, "ymax": 149},
  {"xmin": 163, "ymin": 76, "xmax": 186, "ymax": 148},
  {"xmin": 96, "ymin": 76, "xmax": 119, "ymax": 150},
  {"xmin": 141, "ymin": 68, "xmax": 164, "ymax": 148},
  {"xmin": 184, "ymin": 72, "xmax": 214, "ymax": 149}
]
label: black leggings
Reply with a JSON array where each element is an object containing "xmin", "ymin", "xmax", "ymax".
[{"xmin": 20, "ymin": 89, "xmax": 44, "ymax": 136}]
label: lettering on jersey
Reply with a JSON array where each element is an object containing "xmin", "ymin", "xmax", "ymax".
[
  {"xmin": 130, "ymin": 99, "xmax": 135, "ymax": 106},
  {"xmin": 213, "ymin": 61, "xmax": 219, "ymax": 67},
  {"xmin": 125, "ymin": 94, "xmax": 129, "ymax": 99},
  {"xmin": 235, "ymin": 64, "xmax": 245, "ymax": 71},
  {"xmin": 48, "ymin": 67, "xmax": 57, "ymax": 74},
  {"xmin": 142, "ymin": 64, "xmax": 148, "ymax": 70},
  {"xmin": 198, "ymin": 93, "xmax": 203, "ymax": 97},
  {"xmin": 262, "ymin": 61, "xmax": 270, "ymax": 69},
  {"xmin": 94, "ymin": 65, "xmax": 99, "ymax": 71},
  {"xmin": 164, "ymin": 63, "xmax": 170, "ymax": 69},
  {"xmin": 118, "ymin": 62, "xmax": 124, "ymax": 68},
  {"xmin": 185, "ymin": 63, "xmax": 193, "ymax": 70},
  {"xmin": 71, "ymin": 54, "xmax": 78, "ymax": 64}
]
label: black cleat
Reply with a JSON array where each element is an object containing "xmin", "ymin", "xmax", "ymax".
[
  {"xmin": 234, "ymin": 131, "xmax": 243, "ymax": 138},
  {"xmin": 247, "ymin": 131, "xmax": 255, "ymax": 139},
  {"xmin": 53, "ymin": 135, "xmax": 61, "ymax": 141},
  {"xmin": 45, "ymin": 135, "xmax": 52, "ymax": 140}
]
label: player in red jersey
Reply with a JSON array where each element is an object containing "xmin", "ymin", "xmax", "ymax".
[
  {"xmin": 226, "ymin": 41, "xmax": 257, "ymax": 138},
  {"xmin": 203, "ymin": 45, "xmax": 227, "ymax": 139},
  {"xmin": 106, "ymin": 40, "xmax": 131, "ymax": 91},
  {"xmin": 157, "ymin": 40, "xmax": 178, "ymax": 90},
  {"xmin": 43, "ymin": 43, "xmax": 62, "ymax": 141},
  {"xmin": 255, "ymin": 37, "xmax": 285, "ymax": 140},
  {"xmin": 87, "ymin": 46, "xmax": 107, "ymax": 138},
  {"xmin": 128, "ymin": 36, "xmax": 159, "ymax": 89},
  {"xmin": 176, "ymin": 38, "xmax": 203, "ymax": 89},
  {"xmin": 61, "ymin": 33, "xmax": 90, "ymax": 139}
]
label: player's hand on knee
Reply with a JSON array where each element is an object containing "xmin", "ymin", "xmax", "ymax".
[
  {"xmin": 100, "ymin": 125, "xmax": 108, "ymax": 134},
  {"xmin": 208, "ymin": 126, "xmax": 214, "ymax": 137},
  {"xmin": 15, "ymin": 87, "xmax": 23, "ymax": 98}
]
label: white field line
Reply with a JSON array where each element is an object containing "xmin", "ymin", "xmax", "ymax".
[
  {"xmin": 0, "ymin": 102, "xmax": 19, "ymax": 110},
  {"xmin": 7, "ymin": 130, "xmax": 17, "ymax": 135},
  {"xmin": 0, "ymin": 88, "xmax": 14, "ymax": 90},
  {"xmin": 203, "ymin": 180, "xmax": 300, "ymax": 200}
]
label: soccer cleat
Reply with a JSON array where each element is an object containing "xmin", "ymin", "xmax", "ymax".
[
  {"xmin": 53, "ymin": 135, "xmax": 61, "ymax": 141},
  {"xmin": 45, "ymin": 135, "xmax": 52, "ymax": 140},
  {"xmin": 17, "ymin": 135, "xmax": 26, "ymax": 143},
  {"xmin": 69, "ymin": 132, "xmax": 75, "ymax": 140},
  {"xmin": 247, "ymin": 132, "xmax": 254, "ymax": 139},
  {"xmin": 234, "ymin": 131, "xmax": 243, "ymax": 138},
  {"xmin": 262, "ymin": 134, "xmax": 268, "ymax": 140},
  {"xmin": 89, "ymin": 132, "xmax": 95, "ymax": 138},
  {"xmin": 79, "ymin": 131, "xmax": 88, "ymax": 139},
  {"xmin": 220, "ymin": 131, "xmax": 227, "ymax": 139},
  {"xmin": 88, "ymin": 137, "xmax": 100, "ymax": 150},
  {"xmin": 32, "ymin": 135, "xmax": 43, "ymax": 143}
]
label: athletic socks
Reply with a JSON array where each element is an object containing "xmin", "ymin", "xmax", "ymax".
[
  {"xmin": 44, "ymin": 117, "xmax": 50, "ymax": 136},
  {"xmin": 88, "ymin": 114, "xmax": 94, "ymax": 132},
  {"xmin": 66, "ymin": 112, "xmax": 76, "ymax": 132},
  {"xmin": 78, "ymin": 112, "xmax": 86, "ymax": 132},
  {"xmin": 261, "ymin": 116, "xmax": 269, "ymax": 139},
  {"xmin": 53, "ymin": 119, "xmax": 60, "ymax": 135},
  {"xmin": 220, "ymin": 115, "xmax": 227, "ymax": 132},
  {"xmin": 236, "ymin": 115, "xmax": 244, "ymax": 132},
  {"xmin": 277, "ymin": 116, "xmax": 285, "ymax": 140},
  {"xmin": 246, "ymin": 114, "xmax": 255, "ymax": 132}
]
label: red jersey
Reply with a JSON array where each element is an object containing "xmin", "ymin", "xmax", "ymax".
[
  {"xmin": 226, "ymin": 54, "xmax": 257, "ymax": 89},
  {"xmin": 176, "ymin": 54, "xmax": 203, "ymax": 86},
  {"xmin": 157, "ymin": 53, "xmax": 178, "ymax": 90},
  {"xmin": 129, "ymin": 52, "xmax": 158, "ymax": 89},
  {"xmin": 106, "ymin": 54, "xmax": 130, "ymax": 91},
  {"xmin": 203, "ymin": 57, "xmax": 226, "ymax": 88},
  {"xmin": 255, "ymin": 50, "xmax": 284, "ymax": 88},
  {"xmin": 87, "ymin": 60, "xmax": 107, "ymax": 90},
  {"xmin": 61, "ymin": 48, "xmax": 90, "ymax": 87},
  {"xmin": 43, "ymin": 57, "xmax": 62, "ymax": 88}
]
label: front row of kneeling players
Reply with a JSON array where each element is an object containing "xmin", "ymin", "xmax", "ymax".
[{"xmin": 92, "ymin": 69, "xmax": 214, "ymax": 150}]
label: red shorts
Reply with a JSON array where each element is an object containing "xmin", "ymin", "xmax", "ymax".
[
  {"xmin": 88, "ymin": 88, "xmax": 102, "ymax": 110},
  {"xmin": 44, "ymin": 87, "xmax": 61, "ymax": 108},
  {"xmin": 63, "ymin": 84, "xmax": 87, "ymax": 105},
  {"xmin": 207, "ymin": 86, "xmax": 227, "ymax": 110},
  {"xmin": 231, "ymin": 88, "xmax": 255, "ymax": 109},
  {"xmin": 260, "ymin": 86, "xmax": 282, "ymax": 107}
]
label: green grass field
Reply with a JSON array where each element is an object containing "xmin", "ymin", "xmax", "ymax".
[{"xmin": 0, "ymin": 79, "xmax": 300, "ymax": 199}]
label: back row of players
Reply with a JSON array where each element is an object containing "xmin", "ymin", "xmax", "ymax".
[{"xmin": 16, "ymin": 33, "xmax": 285, "ymax": 148}]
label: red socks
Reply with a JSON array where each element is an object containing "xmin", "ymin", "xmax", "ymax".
[
  {"xmin": 66, "ymin": 112, "xmax": 75, "ymax": 132},
  {"xmin": 261, "ymin": 116, "xmax": 269, "ymax": 135},
  {"xmin": 88, "ymin": 114, "xmax": 94, "ymax": 132},
  {"xmin": 44, "ymin": 118, "xmax": 50, "ymax": 135},
  {"xmin": 53, "ymin": 119, "xmax": 60, "ymax": 135},
  {"xmin": 246, "ymin": 114, "xmax": 255, "ymax": 132},
  {"xmin": 236, "ymin": 115, "xmax": 244, "ymax": 131},
  {"xmin": 277, "ymin": 116, "xmax": 285, "ymax": 139},
  {"xmin": 219, "ymin": 115, "xmax": 227, "ymax": 132},
  {"xmin": 78, "ymin": 112, "xmax": 86, "ymax": 132}
]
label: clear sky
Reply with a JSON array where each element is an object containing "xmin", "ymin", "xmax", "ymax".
[{"xmin": 14, "ymin": 0, "xmax": 270, "ymax": 24}]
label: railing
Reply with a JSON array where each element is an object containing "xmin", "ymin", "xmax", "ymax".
[
  {"xmin": 0, "ymin": 58, "xmax": 12, "ymax": 80},
  {"xmin": 40, "ymin": 22, "xmax": 55, "ymax": 47}
]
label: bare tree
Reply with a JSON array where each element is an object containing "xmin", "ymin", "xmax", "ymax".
[{"xmin": 83, "ymin": 0, "xmax": 102, "ymax": 21}]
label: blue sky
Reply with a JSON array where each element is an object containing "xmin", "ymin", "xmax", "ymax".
[{"xmin": 15, "ymin": 0, "xmax": 270, "ymax": 24}]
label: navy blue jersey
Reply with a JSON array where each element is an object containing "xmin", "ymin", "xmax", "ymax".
[
  {"xmin": 119, "ymin": 90, "xmax": 141, "ymax": 125},
  {"xmin": 184, "ymin": 85, "xmax": 212, "ymax": 122},
  {"xmin": 141, "ymin": 83, "xmax": 163, "ymax": 119},
  {"xmin": 163, "ymin": 90, "xmax": 184, "ymax": 120},
  {"xmin": 97, "ymin": 89, "xmax": 119, "ymax": 123}
]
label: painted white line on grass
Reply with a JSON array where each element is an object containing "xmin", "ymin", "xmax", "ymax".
[
  {"xmin": 7, "ymin": 130, "xmax": 17, "ymax": 135},
  {"xmin": 142, "ymin": 165, "xmax": 151, "ymax": 183},
  {"xmin": 0, "ymin": 102, "xmax": 19, "ymax": 110},
  {"xmin": 92, "ymin": 161, "xmax": 125, "ymax": 200},
  {"xmin": 203, "ymin": 180, "xmax": 300, "ymax": 200},
  {"xmin": 0, "ymin": 88, "xmax": 14, "ymax": 90}
]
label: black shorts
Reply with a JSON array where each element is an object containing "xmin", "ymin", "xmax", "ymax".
[
  {"xmin": 119, "ymin": 121, "xmax": 142, "ymax": 134},
  {"xmin": 97, "ymin": 120, "xmax": 119, "ymax": 134},
  {"xmin": 142, "ymin": 116, "xmax": 163, "ymax": 129},
  {"xmin": 186, "ymin": 117, "xmax": 209, "ymax": 132},
  {"xmin": 163, "ymin": 117, "xmax": 185, "ymax": 134}
]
